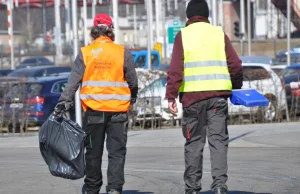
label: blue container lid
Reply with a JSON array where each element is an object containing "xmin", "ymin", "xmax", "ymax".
[{"xmin": 230, "ymin": 89, "xmax": 269, "ymax": 107}]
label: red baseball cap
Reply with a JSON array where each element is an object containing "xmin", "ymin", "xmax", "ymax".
[{"xmin": 93, "ymin": 14, "xmax": 113, "ymax": 28}]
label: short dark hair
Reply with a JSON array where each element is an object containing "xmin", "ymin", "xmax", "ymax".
[{"xmin": 90, "ymin": 26, "xmax": 115, "ymax": 41}]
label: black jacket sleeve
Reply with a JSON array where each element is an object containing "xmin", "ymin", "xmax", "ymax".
[
  {"xmin": 58, "ymin": 51, "xmax": 85, "ymax": 108},
  {"xmin": 124, "ymin": 49, "xmax": 138, "ymax": 99}
]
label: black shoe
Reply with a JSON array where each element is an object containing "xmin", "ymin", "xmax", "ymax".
[{"xmin": 214, "ymin": 187, "xmax": 227, "ymax": 194}]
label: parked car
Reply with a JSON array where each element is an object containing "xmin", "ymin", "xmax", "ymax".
[
  {"xmin": 239, "ymin": 56, "xmax": 273, "ymax": 65},
  {"xmin": 228, "ymin": 63, "xmax": 287, "ymax": 123},
  {"xmin": 131, "ymin": 50, "xmax": 169, "ymax": 70},
  {"xmin": 277, "ymin": 45, "xmax": 300, "ymax": 56},
  {"xmin": 135, "ymin": 63, "xmax": 287, "ymax": 124},
  {"xmin": 275, "ymin": 54, "xmax": 300, "ymax": 64},
  {"xmin": 16, "ymin": 56, "xmax": 54, "ymax": 69},
  {"xmin": 1, "ymin": 76, "xmax": 74, "ymax": 132},
  {"xmin": 0, "ymin": 69, "xmax": 13, "ymax": 76},
  {"xmin": 136, "ymin": 76, "xmax": 183, "ymax": 125},
  {"xmin": 7, "ymin": 66, "xmax": 71, "ymax": 78},
  {"xmin": 270, "ymin": 65, "xmax": 287, "ymax": 75}
]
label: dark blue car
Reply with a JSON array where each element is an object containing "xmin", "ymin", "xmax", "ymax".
[
  {"xmin": 2, "ymin": 76, "xmax": 74, "ymax": 132},
  {"xmin": 280, "ymin": 64, "xmax": 300, "ymax": 84},
  {"xmin": 16, "ymin": 56, "xmax": 54, "ymax": 69}
]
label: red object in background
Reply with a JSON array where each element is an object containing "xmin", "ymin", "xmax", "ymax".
[
  {"xmin": 291, "ymin": 89, "xmax": 300, "ymax": 97},
  {"xmin": 46, "ymin": 35, "xmax": 51, "ymax": 42},
  {"xmin": 25, "ymin": 97, "xmax": 45, "ymax": 104}
]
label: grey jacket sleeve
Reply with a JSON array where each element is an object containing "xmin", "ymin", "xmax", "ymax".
[
  {"xmin": 58, "ymin": 51, "xmax": 85, "ymax": 108},
  {"xmin": 124, "ymin": 49, "xmax": 138, "ymax": 99}
]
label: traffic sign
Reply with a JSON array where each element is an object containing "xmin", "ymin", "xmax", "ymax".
[{"xmin": 168, "ymin": 26, "xmax": 184, "ymax": 44}]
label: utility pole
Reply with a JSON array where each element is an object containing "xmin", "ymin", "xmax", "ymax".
[
  {"xmin": 43, "ymin": 0, "xmax": 47, "ymax": 46},
  {"xmin": 133, "ymin": 4, "xmax": 137, "ymax": 46},
  {"xmin": 54, "ymin": 0, "xmax": 62, "ymax": 56},
  {"xmin": 71, "ymin": 0, "xmax": 82, "ymax": 126},
  {"xmin": 112, "ymin": 0, "xmax": 119, "ymax": 43},
  {"xmin": 147, "ymin": 0, "xmax": 153, "ymax": 70},
  {"xmin": 64, "ymin": 0, "xmax": 70, "ymax": 45},
  {"xmin": 7, "ymin": 0, "xmax": 15, "ymax": 69},
  {"xmin": 219, "ymin": 0, "xmax": 224, "ymax": 27},
  {"xmin": 92, "ymin": 0, "xmax": 96, "ymax": 18},
  {"xmin": 83, "ymin": 0, "xmax": 88, "ymax": 45},
  {"xmin": 247, "ymin": 0, "xmax": 251, "ymax": 56},
  {"xmin": 240, "ymin": 0, "xmax": 245, "ymax": 56},
  {"xmin": 212, "ymin": 0, "xmax": 217, "ymax": 26},
  {"xmin": 155, "ymin": 0, "xmax": 160, "ymax": 42},
  {"xmin": 26, "ymin": 0, "xmax": 31, "ymax": 42},
  {"xmin": 162, "ymin": 0, "xmax": 167, "ymax": 61},
  {"xmin": 287, "ymin": 0, "xmax": 291, "ymax": 66}
]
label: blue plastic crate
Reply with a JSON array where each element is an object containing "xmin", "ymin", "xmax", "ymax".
[{"xmin": 230, "ymin": 89, "xmax": 269, "ymax": 107}]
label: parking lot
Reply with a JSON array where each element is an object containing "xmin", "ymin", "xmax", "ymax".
[{"xmin": 0, "ymin": 122, "xmax": 299, "ymax": 194}]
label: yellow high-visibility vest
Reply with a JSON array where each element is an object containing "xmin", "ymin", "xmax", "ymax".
[{"xmin": 179, "ymin": 22, "xmax": 232, "ymax": 92}]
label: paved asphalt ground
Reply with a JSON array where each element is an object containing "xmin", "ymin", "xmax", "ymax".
[{"xmin": 0, "ymin": 122, "xmax": 300, "ymax": 194}]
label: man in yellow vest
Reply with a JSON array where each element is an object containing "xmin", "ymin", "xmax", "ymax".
[
  {"xmin": 54, "ymin": 14, "xmax": 138, "ymax": 194},
  {"xmin": 165, "ymin": 1, "xmax": 243, "ymax": 194}
]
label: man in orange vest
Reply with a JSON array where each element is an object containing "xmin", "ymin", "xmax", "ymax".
[{"xmin": 54, "ymin": 13, "xmax": 138, "ymax": 194}]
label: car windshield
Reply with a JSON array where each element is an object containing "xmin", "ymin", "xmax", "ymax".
[
  {"xmin": 243, "ymin": 66, "xmax": 271, "ymax": 81},
  {"xmin": 22, "ymin": 58, "xmax": 37, "ymax": 63},
  {"xmin": 276, "ymin": 55, "xmax": 300, "ymax": 63},
  {"xmin": 135, "ymin": 55, "xmax": 146, "ymax": 68},
  {"xmin": 279, "ymin": 68, "xmax": 300, "ymax": 77}
]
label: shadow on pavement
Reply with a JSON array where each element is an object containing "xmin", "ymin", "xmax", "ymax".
[
  {"xmin": 201, "ymin": 191, "xmax": 271, "ymax": 194},
  {"xmin": 229, "ymin": 131, "xmax": 254, "ymax": 142}
]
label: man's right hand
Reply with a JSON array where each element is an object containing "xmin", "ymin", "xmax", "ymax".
[
  {"xmin": 168, "ymin": 101, "xmax": 178, "ymax": 115},
  {"xmin": 53, "ymin": 104, "xmax": 66, "ymax": 116}
]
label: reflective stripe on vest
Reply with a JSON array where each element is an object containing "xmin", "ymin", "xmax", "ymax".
[
  {"xmin": 179, "ymin": 22, "xmax": 232, "ymax": 92},
  {"xmin": 82, "ymin": 81, "xmax": 129, "ymax": 88},
  {"xmin": 184, "ymin": 74, "xmax": 231, "ymax": 82},
  {"xmin": 184, "ymin": 61, "xmax": 227, "ymax": 68},
  {"xmin": 80, "ymin": 94, "xmax": 131, "ymax": 101},
  {"xmin": 80, "ymin": 37, "xmax": 131, "ymax": 112}
]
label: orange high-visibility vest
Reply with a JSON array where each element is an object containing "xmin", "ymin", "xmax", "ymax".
[{"xmin": 80, "ymin": 36, "xmax": 131, "ymax": 112}]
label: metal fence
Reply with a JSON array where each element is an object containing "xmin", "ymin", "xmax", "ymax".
[{"xmin": 1, "ymin": 67, "xmax": 300, "ymax": 135}]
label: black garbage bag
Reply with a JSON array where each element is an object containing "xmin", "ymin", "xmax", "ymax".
[{"xmin": 39, "ymin": 115, "xmax": 86, "ymax": 180}]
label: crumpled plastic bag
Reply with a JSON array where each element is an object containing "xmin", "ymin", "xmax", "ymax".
[{"xmin": 39, "ymin": 115, "xmax": 86, "ymax": 180}]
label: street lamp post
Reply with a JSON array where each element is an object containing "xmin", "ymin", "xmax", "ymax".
[
  {"xmin": 71, "ymin": 0, "xmax": 82, "ymax": 126},
  {"xmin": 112, "ymin": 0, "xmax": 119, "ymax": 43},
  {"xmin": 147, "ymin": 0, "xmax": 153, "ymax": 70}
]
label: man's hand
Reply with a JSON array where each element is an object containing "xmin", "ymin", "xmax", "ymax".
[
  {"xmin": 53, "ymin": 104, "xmax": 66, "ymax": 116},
  {"xmin": 168, "ymin": 101, "xmax": 178, "ymax": 115}
]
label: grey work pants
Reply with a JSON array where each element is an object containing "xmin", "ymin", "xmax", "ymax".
[{"xmin": 182, "ymin": 97, "xmax": 229, "ymax": 193}]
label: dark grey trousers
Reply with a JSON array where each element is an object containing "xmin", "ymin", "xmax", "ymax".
[
  {"xmin": 83, "ymin": 108, "xmax": 128, "ymax": 194},
  {"xmin": 182, "ymin": 97, "xmax": 229, "ymax": 194}
]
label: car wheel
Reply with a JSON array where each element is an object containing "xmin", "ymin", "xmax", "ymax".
[{"xmin": 257, "ymin": 97, "xmax": 277, "ymax": 122}]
